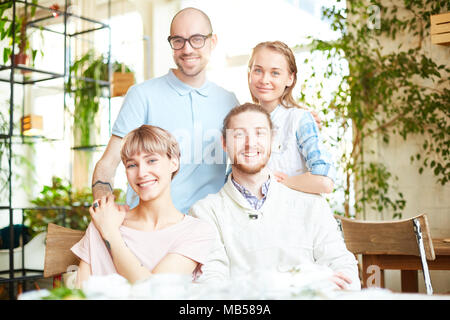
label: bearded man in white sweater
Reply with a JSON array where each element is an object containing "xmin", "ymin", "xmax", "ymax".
[{"xmin": 189, "ymin": 103, "xmax": 361, "ymax": 291}]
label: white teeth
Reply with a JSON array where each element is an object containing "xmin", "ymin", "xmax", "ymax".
[
  {"xmin": 139, "ymin": 180, "xmax": 156, "ymax": 187},
  {"xmin": 243, "ymin": 152, "xmax": 258, "ymax": 157}
]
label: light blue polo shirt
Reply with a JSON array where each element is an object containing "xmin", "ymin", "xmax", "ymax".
[{"xmin": 112, "ymin": 69, "xmax": 239, "ymax": 213}]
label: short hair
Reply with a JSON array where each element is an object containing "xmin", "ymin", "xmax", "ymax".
[
  {"xmin": 120, "ymin": 125, "xmax": 181, "ymax": 179},
  {"xmin": 222, "ymin": 103, "xmax": 273, "ymax": 141},
  {"xmin": 170, "ymin": 7, "xmax": 213, "ymax": 35}
]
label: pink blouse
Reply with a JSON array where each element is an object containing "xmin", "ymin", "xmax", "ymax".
[{"xmin": 71, "ymin": 215, "xmax": 216, "ymax": 278}]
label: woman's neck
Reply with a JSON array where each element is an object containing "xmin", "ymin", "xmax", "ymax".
[
  {"xmin": 259, "ymin": 100, "xmax": 280, "ymax": 114},
  {"xmin": 133, "ymin": 190, "xmax": 183, "ymax": 229}
]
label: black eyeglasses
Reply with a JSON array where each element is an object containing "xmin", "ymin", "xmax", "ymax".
[{"xmin": 167, "ymin": 33, "xmax": 212, "ymax": 50}]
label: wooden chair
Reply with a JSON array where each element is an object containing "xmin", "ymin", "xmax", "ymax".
[
  {"xmin": 44, "ymin": 223, "xmax": 85, "ymax": 284},
  {"xmin": 335, "ymin": 213, "xmax": 435, "ymax": 295}
]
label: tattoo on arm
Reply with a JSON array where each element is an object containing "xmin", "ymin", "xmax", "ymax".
[
  {"xmin": 104, "ymin": 238, "xmax": 145, "ymax": 269},
  {"xmin": 92, "ymin": 180, "xmax": 113, "ymax": 193},
  {"xmin": 104, "ymin": 239, "xmax": 111, "ymax": 252}
]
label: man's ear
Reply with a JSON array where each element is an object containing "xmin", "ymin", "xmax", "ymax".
[
  {"xmin": 210, "ymin": 34, "xmax": 218, "ymax": 50},
  {"xmin": 221, "ymin": 135, "xmax": 227, "ymax": 152}
]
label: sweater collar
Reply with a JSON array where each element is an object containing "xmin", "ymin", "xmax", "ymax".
[
  {"xmin": 166, "ymin": 69, "xmax": 210, "ymax": 97},
  {"xmin": 231, "ymin": 175, "xmax": 271, "ymax": 211},
  {"xmin": 223, "ymin": 171, "xmax": 278, "ymax": 212}
]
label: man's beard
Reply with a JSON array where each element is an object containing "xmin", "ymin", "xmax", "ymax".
[
  {"xmin": 233, "ymin": 161, "xmax": 266, "ymax": 174},
  {"xmin": 231, "ymin": 148, "xmax": 271, "ymax": 174},
  {"xmin": 175, "ymin": 56, "xmax": 204, "ymax": 77}
]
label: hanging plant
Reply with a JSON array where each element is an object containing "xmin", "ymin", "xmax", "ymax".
[
  {"xmin": 67, "ymin": 50, "xmax": 132, "ymax": 147},
  {"xmin": 67, "ymin": 50, "xmax": 107, "ymax": 147}
]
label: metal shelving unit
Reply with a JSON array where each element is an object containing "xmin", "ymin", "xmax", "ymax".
[{"xmin": 0, "ymin": 0, "xmax": 111, "ymax": 299}]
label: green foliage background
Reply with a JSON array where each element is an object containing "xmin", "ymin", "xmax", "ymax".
[
  {"xmin": 299, "ymin": 0, "xmax": 449, "ymax": 218},
  {"xmin": 24, "ymin": 176, "xmax": 125, "ymax": 237}
]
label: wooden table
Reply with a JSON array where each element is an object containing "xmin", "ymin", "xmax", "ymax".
[{"xmin": 361, "ymin": 238, "xmax": 450, "ymax": 292}]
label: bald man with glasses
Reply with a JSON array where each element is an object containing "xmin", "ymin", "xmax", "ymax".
[{"xmin": 92, "ymin": 7, "xmax": 239, "ymax": 214}]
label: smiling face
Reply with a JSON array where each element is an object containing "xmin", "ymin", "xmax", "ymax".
[
  {"xmin": 120, "ymin": 125, "xmax": 181, "ymax": 203},
  {"xmin": 170, "ymin": 8, "xmax": 216, "ymax": 82},
  {"xmin": 248, "ymin": 47, "xmax": 294, "ymax": 112},
  {"xmin": 125, "ymin": 152, "xmax": 178, "ymax": 202},
  {"xmin": 224, "ymin": 110, "xmax": 272, "ymax": 174}
]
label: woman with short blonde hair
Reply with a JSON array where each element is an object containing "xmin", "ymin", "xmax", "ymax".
[{"xmin": 72, "ymin": 125, "xmax": 216, "ymax": 287}]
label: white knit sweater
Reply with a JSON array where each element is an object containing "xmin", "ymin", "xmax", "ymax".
[{"xmin": 189, "ymin": 175, "xmax": 361, "ymax": 291}]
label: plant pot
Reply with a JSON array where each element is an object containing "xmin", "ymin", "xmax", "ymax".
[
  {"xmin": 14, "ymin": 52, "xmax": 29, "ymax": 65},
  {"xmin": 12, "ymin": 53, "xmax": 31, "ymax": 74},
  {"xmin": 112, "ymin": 72, "xmax": 134, "ymax": 97}
]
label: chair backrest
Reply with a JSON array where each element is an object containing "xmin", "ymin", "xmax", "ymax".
[
  {"xmin": 43, "ymin": 223, "xmax": 85, "ymax": 278},
  {"xmin": 335, "ymin": 213, "xmax": 435, "ymax": 260}
]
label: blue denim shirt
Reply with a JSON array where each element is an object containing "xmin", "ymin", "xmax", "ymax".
[{"xmin": 268, "ymin": 105, "xmax": 336, "ymax": 182}]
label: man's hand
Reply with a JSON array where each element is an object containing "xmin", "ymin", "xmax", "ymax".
[
  {"xmin": 330, "ymin": 271, "xmax": 352, "ymax": 290},
  {"xmin": 89, "ymin": 194, "xmax": 128, "ymax": 240}
]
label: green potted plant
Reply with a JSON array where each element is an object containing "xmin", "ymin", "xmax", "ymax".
[
  {"xmin": 67, "ymin": 50, "xmax": 133, "ymax": 147},
  {"xmin": 67, "ymin": 50, "xmax": 107, "ymax": 148},
  {"xmin": 0, "ymin": 0, "xmax": 42, "ymax": 68}
]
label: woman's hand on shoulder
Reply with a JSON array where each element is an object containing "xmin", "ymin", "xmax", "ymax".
[
  {"xmin": 309, "ymin": 109, "xmax": 322, "ymax": 130},
  {"xmin": 89, "ymin": 194, "xmax": 128, "ymax": 239},
  {"xmin": 273, "ymin": 171, "xmax": 289, "ymax": 183},
  {"xmin": 297, "ymin": 104, "xmax": 322, "ymax": 129}
]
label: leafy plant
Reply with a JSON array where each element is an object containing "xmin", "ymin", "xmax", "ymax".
[
  {"xmin": 23, "ymin": 176, "xmax": 91, "ymax": 236},
  {"xmin": 299, "ymin": 0, "xmax": 449, "ymax": 219},
  {"xmin": 67, "ymin": 50, "xmax": 132, "ymax": 147},
  {"xmin": 42, "ymin": 287, "xmax": 86, "ymax": 300},
  {"xmin": 23, "ymin": 176, "xmax": 125, "ymax": 237},
  {"xmin": 0, "ymin": 0, "xmax": 43, "ymax": 66}
]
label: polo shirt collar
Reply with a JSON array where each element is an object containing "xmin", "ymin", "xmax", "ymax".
[{"xmin": 167, "ymin": 69, "xmax": 210, "ymax": 97}]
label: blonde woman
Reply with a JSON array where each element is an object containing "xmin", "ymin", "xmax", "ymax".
[
  {"xmin": 248, "ymin": 41, "xmax": 335, "ymax": 194},
  {"xmin": 72, "ymin": 125, "xmax": 215, "ymax": 288}
]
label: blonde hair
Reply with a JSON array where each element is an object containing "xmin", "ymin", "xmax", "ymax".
[
  {"xmin": 248, "ymin": 41, "xmax": 306, "ymax": 110},
  {"xmin": 120, "ymin": 125, "xmax": 181, "ymax": 179}
]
